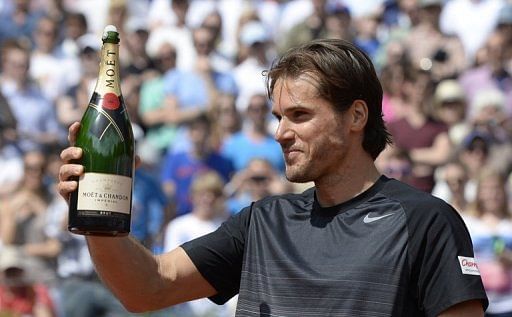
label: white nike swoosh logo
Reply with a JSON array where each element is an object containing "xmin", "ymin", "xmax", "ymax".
[{"xmin": 363, "ymin": 213, "xmax": 395, "ymax": 224}]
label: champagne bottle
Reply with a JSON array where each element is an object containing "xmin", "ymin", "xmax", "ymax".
[{"xmin": 68, "ymin": 25, "xmax": 134, "ymax": 236}]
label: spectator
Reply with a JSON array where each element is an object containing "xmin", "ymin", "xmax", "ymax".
[
  {"xmin": 387, "ymin": 67, "xmax": 452, "ymax": 193},
  {"xmin": 209, "ymin": 93, "xmax": 242, "ymax": 151},
  {"xmin": 379, "ymin": 54, "xmax": 409, "ymax": 122},
  {"xmin": 225, "ymin": 158, "xmax": 292, "ymax": 214},
  {"xmin": 160, "ymin": 113, "xmax": 234, "ymax": 218},
  {"xmin": 146, "ymin": 0, "xmax": 195, "ymax": 71},
  {"xmin": 353, "ymin": 10, "xmax": 382, "ymax": 61},
  {"xmin": 199, "ymin": 10, "xmax": 234, "ymax": 73},
  {"xmin": 233, "ymin": 20, "xmax": 273, "ymax": 112},
  {"xmin": 138, "ymin": 42, "xmax": 179, "ymax": 154},
  {"xmin": 55, "ymin": 34, "xmax": 100, "ymax": 129},
  {"xmin": 53, "ymin": 222, "xmax": 133, "ymax": 317},
  {"xmin": 402, "ymin": 0, "xmax": 467, "ymax": 82},
  {"xmin": 459, "ymin": 31, "xmax": 512, "ymax": 108},
  {"xmin": 221, "ymin": 93, "xmax": 285, "ymax": 172},
  {"xmin": 58, "ymin": 12, "xmax": 89, "ymax": 60},
  {"xmin": 0, "ymin": 92, "xmax": 23, "ymax": 198},
  {"xmin": 280, "ymin": 0, "xmax": 352, "ymax": 53},
  {"xmin": 469, "ymin": 88, "xmax": 508, "ymax": 142},
  {"xmin": 0, "ymin": 151, "xmax": 62, "ymax": 287},
  {"xmin": 122, "ymin": 20, "xmax": 156, "ymax": 81},
  {"xmin": 457, "ymin": 131, "xmax": 493, "ymax": 203},
  {"xmin": 131, "ymin": 130, "xmax": 168, "ymax": 253},
  {"xmin": 0, "ymin": 246, "xmax": 56, "ymax": 317},
  {"xmin": 163, "ymin": 170, "xmax": 234, "ymax": 316},
  {"xmin": 191, "ymin": 24, "xmax": 238, "ymax": 109},
  {"xmin": 440, "ymin": 0, "xmax": 504, "ymax": 61},
  {"xmin": 0, "ymin": 40, "xmax": 64, "ymax": 153},
  {"xmin": 0, "ymin": 0, "xmax": 43, "ymax": 45},
  {"xmin": 30, "ymin": 15, "xmax": 71, "ymax": 102},
  {"xmin": 463, "ymin": 168, "xmax": 512, "ymax": 316},
  {"xmin": 432, "ymin": 79, "xmax": 470, "ymax": 146},
  {"xmin": 376, "ymin": 147, "xmax": 413, "ymax": 184},
  {"xmin": 432, "ymin": 159, "xmax": 470, "ymax": 214}
]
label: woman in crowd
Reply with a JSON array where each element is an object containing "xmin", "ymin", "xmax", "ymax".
[{"xmin": 463, "ymin": 168, "xmax": 512, "ymax": 316}]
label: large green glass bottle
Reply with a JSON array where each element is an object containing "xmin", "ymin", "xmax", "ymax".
[{"xmin": 68, "ymin": 25, "xmax": 134, "ymax": 236}]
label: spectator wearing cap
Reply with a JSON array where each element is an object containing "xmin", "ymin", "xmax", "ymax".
[
  {"xmin": 0, "ymin": 246, "xmax": 56, "ymax": 317},
  {"xmin": 402, "ymin": 0, "xmax": 467, "ymax": 82},
  {"xmin": 432, "ymin": 79, "xmax": 471, "ymax": 146},
  {"xmin": 233, "ymin": 19, "xmax": 273, "ymax": 112},
  {"xmin": 459, "ymin": 31, "xmax": 512, "ymax": 110},
  {"xmin": 469, "ymin": 88, "xmax": 512, "ymax": 175},
  {"xmin": 470, "ymin": 88, "xmax": 508, "ymax": 142}
]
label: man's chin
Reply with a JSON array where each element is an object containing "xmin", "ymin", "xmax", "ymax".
[{"xmin": 285, "ymin": 168, "xmax": 312, "ymax": 183}]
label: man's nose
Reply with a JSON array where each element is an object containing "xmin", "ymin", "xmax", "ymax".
[{"xmin": 274, "ymin": 119, "xmax": 294, "ymax": 145}]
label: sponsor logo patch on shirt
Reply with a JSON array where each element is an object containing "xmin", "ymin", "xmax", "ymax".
[{"xmin": 457, "ymin": 256, "xmax": 480, "ymax": 276}]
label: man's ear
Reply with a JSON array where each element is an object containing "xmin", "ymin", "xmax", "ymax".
[{"xmin": 349, "ymin": 100, "xmax": 368, "ymax": 132}]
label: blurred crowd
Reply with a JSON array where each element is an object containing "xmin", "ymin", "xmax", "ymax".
[{"xmin": 1, "ymin": 0, "xmax": 512, "ymax": 316}]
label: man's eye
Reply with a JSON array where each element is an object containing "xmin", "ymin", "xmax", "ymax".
[{"xmin": 293, "ymin": 111, "xmax": 308, "ymax": 120}]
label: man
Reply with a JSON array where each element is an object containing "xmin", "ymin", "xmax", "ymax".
[
  {"xmin": 58, "ymin": 39, "xmax": 488, "ymax": 316},
  {"xmin": 0, "ymin": 39, "xmax": 64, "ymax": 153}
]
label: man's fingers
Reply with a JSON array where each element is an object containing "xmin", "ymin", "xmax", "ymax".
[
  {"xmin": 57, "ymin": 179, "xmax": 78, "ymax": 202},
  {"xmin": 60, "ymin": 147, "xmax": 83, "ymax": 163},
  {"xmin": 58, "ymin": 164, "xmax": 84, "ymax": 182},
  {"xmin": 68, "ymin": 122, "xmax": 81, "ymax": 146},
  {"xmin": 58, "ymin": 163, "xmax": 84, "ymax": 201}
]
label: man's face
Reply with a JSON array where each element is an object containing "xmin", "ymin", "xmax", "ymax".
[
  {"xmin": 271, "ymin": 75, "xmax": 350, "ymax": 183},
  {"xmin": 3, "ymin": 49, "xmax": 29, "ymax": 83}
]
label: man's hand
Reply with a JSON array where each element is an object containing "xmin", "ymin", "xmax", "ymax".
[
  {"xmin": 57, "ymin": 122, "xmax": 141, "ymax": 202},
  {"xmin": 57, "ymin": 122, "xmax": 83, "ymax": 202}
]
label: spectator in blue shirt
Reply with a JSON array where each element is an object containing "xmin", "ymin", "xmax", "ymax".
[{"xmin": 160, "ymin": 113, "xmax": 234, "ymax": 218}]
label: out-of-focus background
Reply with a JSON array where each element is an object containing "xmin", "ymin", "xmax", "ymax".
[{"xmin": 1, "ymin": 0, "xmax": 512, "ymax": 316}]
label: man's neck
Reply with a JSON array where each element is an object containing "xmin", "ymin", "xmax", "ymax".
[{"xmin": 314, "ymin": 157, "xmax": 381, "ymax": 208}]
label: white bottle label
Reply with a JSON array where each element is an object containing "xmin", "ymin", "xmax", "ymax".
[{"xmin": 77, "ymin": 172, "xmax": 132, "ymax": 214}]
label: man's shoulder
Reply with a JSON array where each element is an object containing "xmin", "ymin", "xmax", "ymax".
[{"xmin": 381, "ymin": 178, "xmax": 453, "ymax": 215}]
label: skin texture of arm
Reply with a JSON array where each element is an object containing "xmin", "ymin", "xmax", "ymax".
[
  {"xmin": 438, "ymin": 299, "xmax": 484, "ymax": 317},
  {"xmin": 86, "ymin": 237, "xmax": 217, "ymax": 312}
]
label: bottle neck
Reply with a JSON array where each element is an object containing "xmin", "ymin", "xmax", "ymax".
[{"xmin": 95, "ymin": 42, "xmax": 121, "ymax": 96}]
